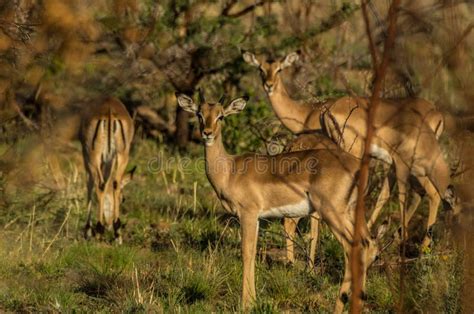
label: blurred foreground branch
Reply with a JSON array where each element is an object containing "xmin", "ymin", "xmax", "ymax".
[{"xmin": 350, "ymin": 0, "xmax": 400, "ymax": 313}]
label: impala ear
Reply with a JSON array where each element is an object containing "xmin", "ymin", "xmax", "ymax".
[
  {"xmin": 281, "ymin": 51, "xmax": 300, "ymax": 69},
  {"xmin": 121, "ymin": 166, "xmax": 136, "ymax": 189},
  {"xmin": 224, "ymin": 96, "xmax": 249, "ymax": 116},
  {"xmin": 242, "ymin": 51, "xmax": 260, "ymax": 67},
  {"xmin": 176, "ymin": 93, "xmax": 198, "ymax": 114}
]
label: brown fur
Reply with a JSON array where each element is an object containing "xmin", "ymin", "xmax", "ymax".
[
  {"xmin": 177, "ymin": 94, "xmax": 378, "ymax": 313},
  {"xmin": 80, "ymin": 97, "xmax": 134, "ymax": 244},
  {"xmin": 244, "ymin": 51, "xmax": 449, "ymax": 249}
]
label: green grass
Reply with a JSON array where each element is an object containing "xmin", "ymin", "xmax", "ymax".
[{"xmin": 0, "ymin": 138, "xmax": 464, "ymax": 312}]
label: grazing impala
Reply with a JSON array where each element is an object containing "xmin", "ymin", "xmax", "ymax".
[
  {"xmin": 243, "ymin": 51, "xmax": 453, "ymax": 248},
  {"xmin": 177, "ymin": 92, "xmax": 379, "ymax": 312},
  {"xmin": 80, "ymin": 97, "xmax": 135, "ymax": 244}
]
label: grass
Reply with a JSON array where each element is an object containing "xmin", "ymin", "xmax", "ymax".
[{"xmin": 0, "ymin": 137, "xmax": 465, "ymax": 312}]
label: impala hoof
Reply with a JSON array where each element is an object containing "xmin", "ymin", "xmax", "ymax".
[
  {"xmin": 95, "ymin": 222, "xmax": 105, "ymax": 240},
  {"xmin": 84, "ymin": 224, "xmax": 94, "ymax": 240},
  {"xmin": 340, "ymin": 292, "xmax": 349, "ymax": 304}
]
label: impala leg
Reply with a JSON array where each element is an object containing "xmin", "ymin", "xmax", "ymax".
[
  {"xmin": 418, "ymin": 177, "xmax": 441, "ymax": 249},
  {"xmin": 84, "ymin": 174, "xmax": 94, "ymax": 239},
  {"xmin": 308, "ymin": 213, "xmax": 320, "ymax": 270},
  {"xmin": 335, "ymin": 253, "xmax": 351, "ymax": 314},
  {"xmin": 367, "ymin": 175, "xmax": 391, "ymax": 230},
  {"xmin": 283, "ymin": 217, "xmax": 299, "ymax": 264},
  {"xmin": 113, "ymin": 153, "xmax": 129, "ymax": 245},
  {"xmin": 405, "ymin": 192, "xmax": 422, "ymax": 225},
  {"xmin": 315, "ymin": 203, "xmax": 357, "ymax": 313},
  {"xmin": 395, "ymin": 164, "xmax": 410, "ymax": 241},
  {"xmin": 95, "ymin": 191, "xmax": 105, "ymax": 240},
  {"xmin": 333, "ymin": 231, "xmax": 375, "ymax": 314},
  {"xmin": 90, "ymin": 154, "xmax": 106, "ymax": 240},
  {"xmin": 240, "ymin": 212, "xmax": 259, "ymax": 310}
]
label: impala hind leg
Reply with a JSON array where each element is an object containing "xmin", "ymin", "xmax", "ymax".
[
  {"xmin": 367, "ymin": 161, "xmax": 392, "ymax": 230},
  {"xmin": 405, "ymin": 192, "xmax": 422, "ymax": 226},
  {"xmin": 283, "ymin": 217, "xmax": 299, "ymax": 264},
  {"xmin": 395, "ymin": 163, "xmax": 410, "ymax": 242},
  {"xmin": 367, "ymin": 174, "xmax": 391, "ymax": 230},
  {"xmin": 240, "ymin": 212, "xmax": 259, "ymax": 310},
  {"xmin": 84, "ymin": 175, "xmax": 94, "ymax": 239},
  {"xmin": 308, "ymin": 213, "xmax": 320, "ymax": 270},
  {"xmin": 418, "ymin": 177, "xmax": 441, "ymax": 249}
]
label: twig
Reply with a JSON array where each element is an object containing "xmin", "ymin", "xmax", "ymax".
[
  {"xmin": 224, "ymin": 0, "xmax": 274, "ymax": 18},
  {"xmin": 41, "ymin": 205, "xmax": 72, "ymax": 259},
  {"xmin": 29, "ymin": 204, "xmax": 36, "ymax": 254},
  {"xmin": 421, "ymin": 22, "xmax": 473, "ymax": 89},
  {"xmin": 350, "ymin": 0, "xmax": 401, "ymax": 313},
  {"xmin": 3, "ymin": 217, "xmax": 19, "ymax": 230},
  {"xmin": 193, "ymin": 181, "xmax": 197, "ymax": 213},
  {"xmin": 133, "ymin": 264, "xmax": 143, "ymax": 304},
  {"xmin": 362, "ymin": 0, "xmax": 379, "ymax": 70},
  {"xmin": 372, "ymin": 251, "xmax": 455, "ymax": 267}
]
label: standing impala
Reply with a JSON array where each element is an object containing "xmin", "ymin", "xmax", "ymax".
[
  {"xmin": 283, "ymin": 133, "xmax": 339, "ymax": 267},
  {"xmin": 80, "ymin": 97, "xmax": 135, "ymax": 244},
  {"xmin": 243, "ymin": 51, "xmax": 453, "ymax": 248},
  {"xmin": 176, "ymin": 92, "xmax": 379, "ymax": 313}
]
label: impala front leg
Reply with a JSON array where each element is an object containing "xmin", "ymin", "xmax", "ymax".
[
  {"xmin": 283, "ymin": 217, "xmax": 299, "ymax": 264},
  {"xmin": 240, "ymin": 212, "xmax": 259, "ymax": 310}
]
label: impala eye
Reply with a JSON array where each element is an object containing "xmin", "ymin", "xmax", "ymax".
[{"xmin": 218, "ymin": 115, "xmax": 224, "ymax": 121}]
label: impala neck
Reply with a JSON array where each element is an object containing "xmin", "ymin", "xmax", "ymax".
[
  {"xmin": 204, "ymin": 133, "xmax": 232, "ymax": 193},
  {"xmin": 268, "ymin": 76, "xmax": 322, "ymax": 134}
]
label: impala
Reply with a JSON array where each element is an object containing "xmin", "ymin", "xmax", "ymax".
[
  {"xmin": 177, "ymin": 92, "xmax": 379, "ymax": 312},
  {"xmin": 243, "ymin": 51, "xmax": 454, "ymax": 247},
  {"xmin": 80, "ymin": 97, "xmax": 135, "ymax": 244},
  {"xmin": 282, "ymin": 133, "xmax": 338, "ymax": 267}
]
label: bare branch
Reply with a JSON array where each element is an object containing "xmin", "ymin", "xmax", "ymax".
[
  {"xmin": 224, "ymin": 0, "xmax": 274, "ymax": 18},
  {"xmin": 362, "ymin": 0, "xmax": 379, "ymax": 70},
  {"xmin": 350, "ymin": 0, "xmax": 401, "ymax": 313}
]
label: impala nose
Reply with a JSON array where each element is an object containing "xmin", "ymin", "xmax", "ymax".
[{"xmin": 203, "ymin": 129, "xmax": 212, "ymax": 137}]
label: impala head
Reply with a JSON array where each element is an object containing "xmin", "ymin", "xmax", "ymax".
[
  {"xmin": 242, "ymin": 51, "xmax": 300, "ymax": 95},
  {"xmin": 96, "ymin": 166, "xmax": 135, "ymax": 226},
  {"xmin": 176, "ymin": 91, "xmax": 248, "ymax": 146}
]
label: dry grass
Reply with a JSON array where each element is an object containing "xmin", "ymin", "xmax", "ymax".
[{"xmin": 0, "ymin": 138, "xmax": 464, "ymax": 312}]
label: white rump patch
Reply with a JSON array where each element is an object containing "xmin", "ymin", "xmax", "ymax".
[
  {"xmin": 370, "ymin": 144, "xmax": 392, "ymax": 164},
  {"xmin": 260, "ymin": 200, "xmax": 311, "ymax": 219}
]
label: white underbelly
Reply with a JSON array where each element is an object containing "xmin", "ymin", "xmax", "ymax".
[{"xmin": 259, "ymin": 200, "xmax": 312, "ymax": 219}]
